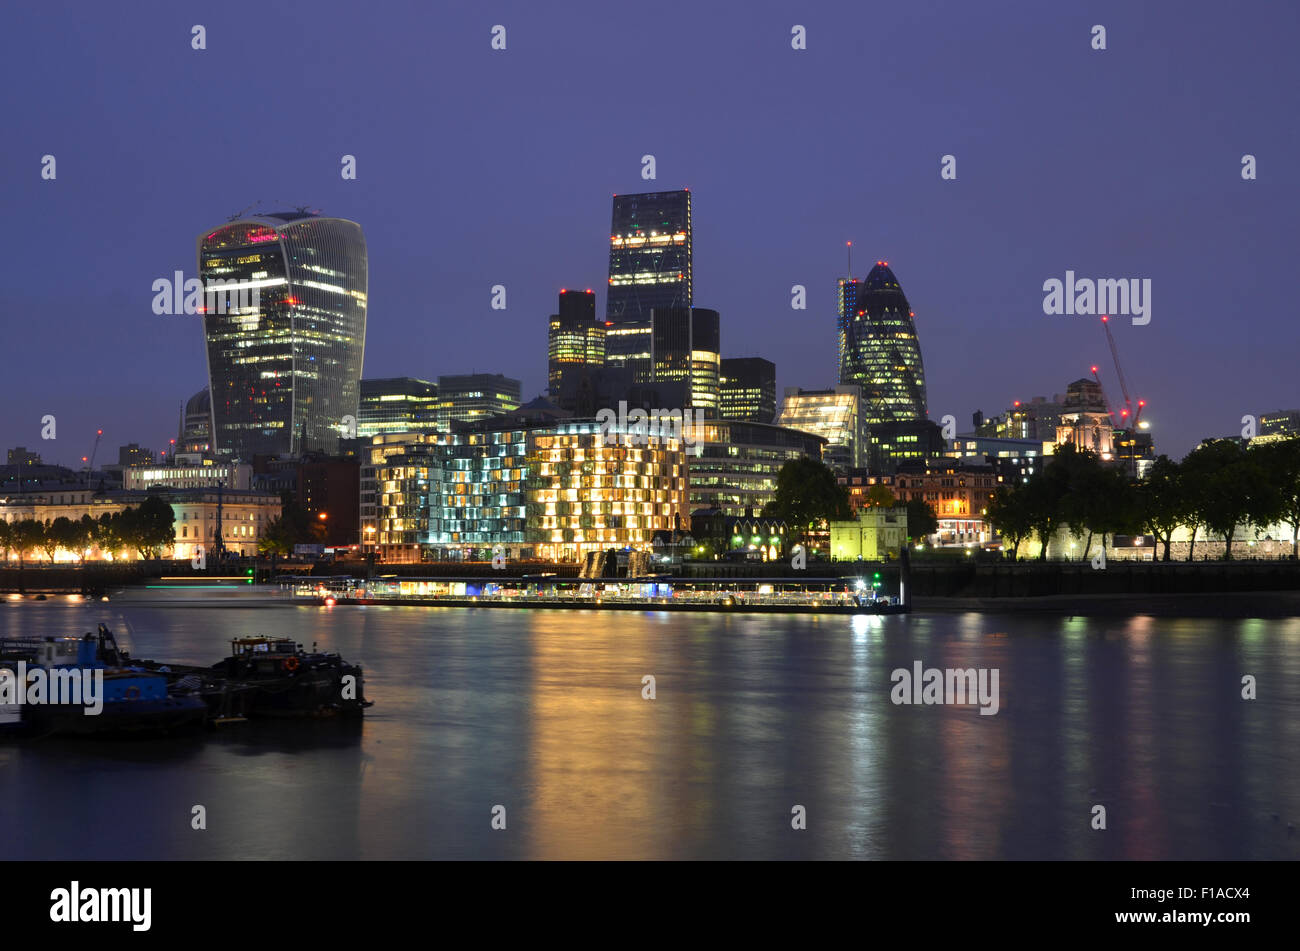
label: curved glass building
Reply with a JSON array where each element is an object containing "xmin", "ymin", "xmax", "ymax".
[
  {"xmin": 837, "ymin": 262, "xmax": 927, "ymax": 424},
  {"xmin": 197, "ymin": 212, "xmax": 367, "ymax": 458}
]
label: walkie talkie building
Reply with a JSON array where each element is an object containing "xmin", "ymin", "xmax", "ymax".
[{"xmin": 197, "ymin": 212, "xmax": 367, "ymax": 458}]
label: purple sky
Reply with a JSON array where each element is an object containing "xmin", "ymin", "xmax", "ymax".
[{"xmin": 3, "ymin": 0, "xmax": 1297, "ymax": 467}]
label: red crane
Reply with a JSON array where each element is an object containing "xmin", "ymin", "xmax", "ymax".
[{"xmin": 1100, "ymin": 316, "xmax": 1144, "ymax": 426}]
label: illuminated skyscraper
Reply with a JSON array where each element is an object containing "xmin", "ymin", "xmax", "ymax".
[
  {"xmin": 650, "ymin": 307, "xmax": 720, "ymax": 413},
  {"xmin": 720, "ymin": 358, "xmax": 776, "ymax": 422},
  {"xmin": 548, "ymin": 289, "xmax": 606, "ymax": 406},
  {"xmin": 436, "ymin": 373, "xmax": 521, "ymax": 426},
  {"xmin": 838, "ymin": 262, "xmax": 927, "ymax": 424},
  {"xmin": 776, "ymin": 385, "xmax": 867, "ymax": 472},
  {"xmin": 606, "ymin": 189, "xmax": 692, "ymax": 325},
  {"xmin": 358, "ymin": 378, "xmax": 439, "ymax": 438},
  {"xmin": 198, "ymin": 211, "xmax": 367, "ymax": 458}
]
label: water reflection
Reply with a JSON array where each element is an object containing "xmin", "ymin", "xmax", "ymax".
[{"xmin": 0, "ymin": 600, "xmax": 1296, "ymax": 859}]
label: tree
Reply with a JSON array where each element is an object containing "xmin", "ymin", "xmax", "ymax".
[
  {"xmin": 48, "ymin": 517, "xmax": 84, "ymax": 564},
  {"xmin": 1139, "ymin": 455, "xmax": 1186, "ymax": 561},
  {"xmin": 258, "ymin": 517, "xmax": 295, "ymax": 557},
  {"xmin": 0, "ymin": 519, "xmax": 11, "ymax": 564},
  {"xmin": 760, "ymin": 457, "xmax": 853, "ymax": 544},
  {"xmin": 904, "ymin": 497, "xmax": 938, "ymax": 541},
  {"xmin": 1258, "ymin": 438, "xmax": 1300, "ymax": 558},
  {"xmin": 131, "ymin": 496, "xmax": 176, "ymax": 559},
  {"xmin": 1023, "ymin": 445, "xmax": 1075, "ymax": 560},
  {"xmin": 986, "ymin": 485, "xmax": 1033, "ymax": 560},
  {"xmin": 866, "ymin": 484, "xmax": 896, "ymax": 508},
  {"xmin": 13, "ymin": 520, "xmax": 46, "ymax": 568},
  {"xmin": 1183, "ymin": 440, "xmax": 1265, "ymax": 560},
  {"xmin": 95, "ymin": 512, "xmax": 127, "ymax": 560},
  {"xmin": 35, "ymin": 520, "xmax": 59, "ymax": 563}
]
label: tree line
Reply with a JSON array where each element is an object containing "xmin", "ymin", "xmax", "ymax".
[
  {"xmin": 986, "ymin": 437, "xmax": 1300, "ymax": 561},
  {"xmin": 0, "ymin": 496, "xmax": 176, "ymax": 565}
]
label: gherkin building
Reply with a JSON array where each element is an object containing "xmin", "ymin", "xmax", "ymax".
[{"xmin": 837, "ymin": 262, "xmax": 927, "ymax": 424}]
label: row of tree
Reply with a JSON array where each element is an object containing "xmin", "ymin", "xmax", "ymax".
[
  {"xmin": 760, "ymin": 457, "xmax": 939, "ymax": 548},
  {"xmin": 986, "ymin": 437, "xmax": 1300, "ymax": 561},
  {"xmin": 0, "ymin": 497, "xmax": 176, "ymax": 565}
]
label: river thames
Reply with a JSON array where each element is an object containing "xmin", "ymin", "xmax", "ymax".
[{"xmin": 2, "ymin": 597, "xmax": 1297, "ymax": 860}]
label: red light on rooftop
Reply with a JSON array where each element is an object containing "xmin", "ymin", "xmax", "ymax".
[
  {"xmin": 284, "ymin": 296, "xmax": 300, "ymax": 306},
  {"xmin": 585, "ymin": 289, "xmax": 593, "ymax": 294},
  {"xmin": 1101, "ymin": 315, "xmax": 1109, "ymax": 323},
  {"xmin": 1138, "ymin": 400, "xmax": 1146, "ymax": 406},
  {"xmin": 1090, "ymin": 365, "xmax": 1098, "ymax": 373},
  {"xmin": 1013, "ymin": 401, "xmax": 1021, "ymax": 407}
]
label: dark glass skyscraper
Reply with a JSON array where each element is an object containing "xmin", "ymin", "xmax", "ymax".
[
  {"xmin": 720, "ymin": 357, "xmax": 776, "ymax": 422},
  {"xmin": 548, "ymin": 289, "xmax": 606, "ymax": 405},
  {"xmin": 650, "ymin": 307, "xmax": 720, "ymax": 413},
  {"xmin": 198, "ymin": 211, "xmax": 367, "ymax": 458},
  {"xmin": 837, "ymin": 262, "xmax": 927, "ymax": 424},
  {"xmin": 606, "ymin": 190, "xmax": 692, "ymax": 324}
]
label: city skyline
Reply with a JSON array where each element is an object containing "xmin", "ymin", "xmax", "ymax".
[{"xmin": 3, "ymin": 1, "xmax": 1297, "ymax": 467}]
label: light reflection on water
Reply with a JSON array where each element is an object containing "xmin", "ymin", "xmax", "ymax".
[{"xmin": 0, "ymin": 598, "xmax": 1297, "ymax": 860}]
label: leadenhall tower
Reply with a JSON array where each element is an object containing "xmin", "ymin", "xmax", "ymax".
[{"xmin": 837, "ymin": 261, "xmax": 927, "ymax": 424}]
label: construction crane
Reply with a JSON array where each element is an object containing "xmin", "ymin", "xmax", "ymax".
[
  {"xmin": 1090, "ymin": 365, "xmax": 1123, "ymax": 428},
  {"xmin": 1099, "ymin": 315, "xmax": 1145, "ymax": 426},
  {"xmin": 81, "ymin": 429, "xmax": 103, "ymax": 486}
]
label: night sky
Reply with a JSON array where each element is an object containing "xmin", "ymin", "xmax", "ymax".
[{"xmin": 3, "ymin": 0, "xmax": 1297, "ymax": 467}]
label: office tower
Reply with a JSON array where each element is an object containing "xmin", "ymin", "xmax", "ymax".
[
  {"xmin": 198, "ymin": 211, "xmax": 368, "ymax": 458},
  {"xmin": 436, "ymin": 373, "xmax": 521, "ymax": 426},
  {"xmin": 357, "ymin": 378, "xmax": 440, "ymax": 438},
  {"xmin": 720, "ymin": 358, "xmax": 776, "ymax": 422},
  {"xmin": 837, "ymin": 261, "xmax": 927, "ymax": 424},
  {"xmin": 604, "ymin": 320, "xmax": 653, "ymax": 383},
  {"xmin": 776, "ymin": 385, "xmax": 867, "ymax": 472},
  {"xmin": 547, "ymin": 289, "xmax": 606, "ymax": 407},
  {"xmin": 117, "ymin": 444, "xmax": 154, "ymax": 467},
  {"xmin": 650, "ymin": 307, "xmax": 720, "ymax": 413},
  {"xmin": 607, "ymin": 189, "xmax": 692, "ymax": 325}
]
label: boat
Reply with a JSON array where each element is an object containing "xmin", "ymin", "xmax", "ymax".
[
  {"xmin": 0, "ymin": 634, "xmax": 208, "ymax": 737},
  {"xmin": 102, "ymin": 626, "xmax": 373, "ymax": 720}
]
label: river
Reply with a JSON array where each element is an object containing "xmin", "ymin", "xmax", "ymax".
[{"xmin": 1, "ymin": 595, "xmax": 1296, "ymax": 860}]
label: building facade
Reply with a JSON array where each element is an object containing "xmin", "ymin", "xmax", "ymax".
[
  {"xmin": 686, "ymin": 420, "xmax": 825, "ymax": 518},
  {"xmin": 547, "ymin": 290, "xmax": 606, "ymax": 407},
  {"xmin": 360, "ymin": 420, "xmax": 690, "ymax": 563},
  {"xmin": 358, "ymin": 377, "xmax": 440, "ymax": 439},
  {"xmin": 719, "ymin": 357, "xmax": 776, "ymax": 422},
  {"xmin": 198, "ymin": 212, "xmax": 368, "ymax": 458},
  {"xmin": 829, "ymin": 507, "xmax": 909, "ymax": 560},
  {"xmin": 837, "ymin": 262, "xmax": 927, "ymax": 424},
  {"xmin": 435, "ymin": 374, "xmax": 521, "ymax": 426},
  {"xmin": 650, "ymin": 307, "xmax": 720, "ymax": 414},
  {"xmin": 607, "ymin": 189, "xmax": 692, "ymax": 325},
  {"xmin": 776, "ymin": 385, "xmax": 866, "ymax": 472}
]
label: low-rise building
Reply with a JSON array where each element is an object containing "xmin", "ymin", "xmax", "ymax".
[{"xmin": 829, "ymin": 507, "xmax": 908, "ymax": 560}]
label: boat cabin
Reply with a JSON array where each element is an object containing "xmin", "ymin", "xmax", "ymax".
[{"xmin": 230, "ymin": 637, "xmax": 300, "ymax": 657}]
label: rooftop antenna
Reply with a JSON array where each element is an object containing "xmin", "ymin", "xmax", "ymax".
[
  {"xmin": 846, "ymin": 241, "xmax": 852, "ymax": 278},
  {"xmin": 228, "ymin": 200, "xmax": 261, "ymax": 222}
]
